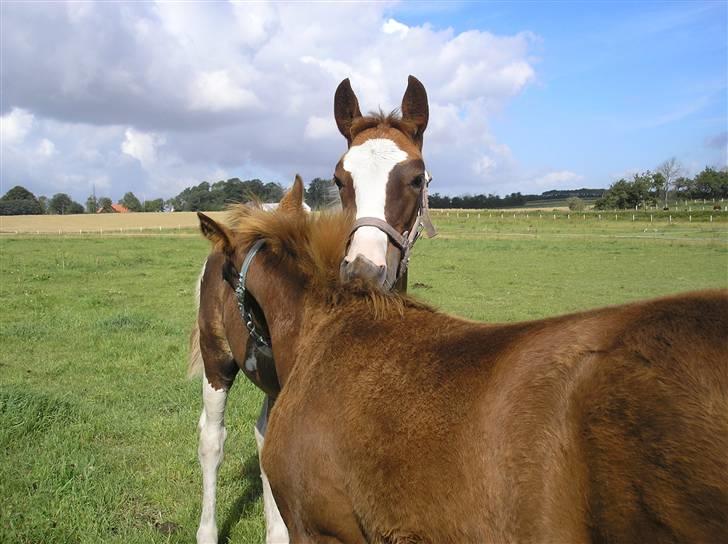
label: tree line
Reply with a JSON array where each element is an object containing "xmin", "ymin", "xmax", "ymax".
[
  {"xmin": 0, "ymin": 187, "xmax": 168, "ymax": 216},
  {"xmin": 594, "ymin": 163, "xmax": 728, "ymax": 210},
  {"xmin": 0, "ymin": 177, "xmax": 339, "ymax": 215},
  {"xmin": 2, "ymin": 161, "xmax": 725, "ymax": 216}
]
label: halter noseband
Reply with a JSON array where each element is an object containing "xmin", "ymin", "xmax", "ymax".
[
  {"xmin": 346, "ymin": 171, "xmax": 437, "ymax": 283},
  {"xmin": 234, "ymin": 238, "xmax": 272, "ymax": 357}
]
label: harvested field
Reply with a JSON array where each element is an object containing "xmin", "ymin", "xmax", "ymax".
[{"xmin": 0, "ymin": 212, "xmax": 227, "ymax": 234}]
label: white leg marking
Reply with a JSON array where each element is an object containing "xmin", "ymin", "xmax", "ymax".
[
  {"xmin": 197, "ymin": 373, "xmax": 228, "ymax": 544},
  {"xmin": 343, "ymin": 138, "xmax": 407, "ymax": 267},
  {"xmin": 255, "ymin": 426, "xmax": 290, "ymax": 543}
]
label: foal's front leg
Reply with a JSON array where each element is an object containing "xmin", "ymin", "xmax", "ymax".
[{"xmin": 197, "ymin": 372, "xmax": 229, "ymax": 544}]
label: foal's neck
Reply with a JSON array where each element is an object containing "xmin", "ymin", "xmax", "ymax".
[{"xmin": 246, "ymin": 262, "xmax": 305, "ymax": 387}]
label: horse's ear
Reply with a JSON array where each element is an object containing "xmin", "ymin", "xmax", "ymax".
[
  {"xmin": 401, "ymin": 75, "xmax": 429, "ymax": 148},
  {"xmin": 279, "ymin": 175, "xmax": 305, "ymax": 213},
  {"xmin": 197, "ymin": 212, "xmax": 233, "ymax": 254},
  {"xmin": 334, "ymin": 78, "xmax": 362, "ymax": 145}
]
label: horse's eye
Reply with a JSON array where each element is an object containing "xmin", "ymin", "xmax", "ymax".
[
  {"xmin": 411, "ymin": 175, "xmax": 424, "ymax": 189},
  {"xmin": 333, "ymin": 176, "xmax": 343, "ymax": 190}
]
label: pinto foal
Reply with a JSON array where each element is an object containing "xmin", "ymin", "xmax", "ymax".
[
  {"xmin": 197, "ymin": 188, "xmax": 728, "ymax": 543},
  {"xmin": 191, "ymin": 76, "xmax": 435, "ymax": 544}
]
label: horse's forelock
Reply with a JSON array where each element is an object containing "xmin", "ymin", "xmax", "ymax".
[{"xmin": 349, "ymin": 110, "xmax": 418, "ymax": 143}]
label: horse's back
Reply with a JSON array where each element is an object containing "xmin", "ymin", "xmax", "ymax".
[
  {"xmin": 266, "ymin": 290, "xmax": 728, "ymax": 542},
  {"xmin": 569, "ymin": 290, "xmax": 728, "ymax": 542}
]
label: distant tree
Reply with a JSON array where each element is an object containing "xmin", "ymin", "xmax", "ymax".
[
  {"xmin": 672, "ymin": 176, "xmax": 692, "ymax": 201},
  {"xmin": 86, "ymin": 195, "xmax": 98, "ymax": 214},
  {"xmin": 656, "ymin": 157, "xmax": 683, "ymax": 208},
  {"xmin": 692, "ymin": 167, "xmax": 728, "ymax": 199},
  {"xmin": 143, "ymin": 198, "xmax": 164, "ymax": 212},
  {"xmin": 169, "ymin": 181, "xmax": 214, "ymax": 211},
  {"xmin": 0, "ymin": 200, "xmax": 43, "ymax": 215},
  {"xmin": 0, "ymin": 185, "xmax": 43, "ymax": 215},
  {"xmin": 68, "ymin": 201, "xmax": 85, "ymax": 214},
  {"xmin": 567, "ymin": 197, "xmax": 585, "ymax": 211},
  {"xmin": 2, "ymin": 185, "xmax": 37, "ymax": 201},
  {"xmin": 305, "ymin": 178, "xmax": 337, "ymax": 209},
  {"xmin": 263, "ymin": 182, "xmax": 285, "ymax": 202},
  {"xmin": 38, "ymin": 196, "xmax": 48, "ymax": 214},
  {"xmin": 428, "ymin": 193, "xmax": 451, "ymax": 208},
  {"xmin": 97, "ymin": 197, "xmax": 114, "ymax": 213},
  {"xmin": 594, "ymin": 172, "xmax": 660, "ymax": 210},
  {"xmin": 120, "ymin": 192, "xmax": 142, "ymax": 212},
  {"xmin": 48, "ymin": 193, "xmax": 74, "ymax": 215}
]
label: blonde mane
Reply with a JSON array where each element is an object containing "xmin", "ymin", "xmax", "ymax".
[{"xmin": 223, "ymin": 204, "xmax": 431, "ymax": 317}]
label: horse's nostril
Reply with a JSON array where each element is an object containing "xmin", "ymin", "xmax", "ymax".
[{"xmin": 341, "ymin": 256, "xmax": 386, "ymax": 286}]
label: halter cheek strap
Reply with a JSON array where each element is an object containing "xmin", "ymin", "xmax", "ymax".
[
  {"xmin": 235, "ymin": 239, "xmax": 272, "ymax": 357},
  {"xmin": 346, "ymin": 171, "xmax": 437, "ymax": 279}
]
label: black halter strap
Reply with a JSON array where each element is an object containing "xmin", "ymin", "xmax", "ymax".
[{"xmin": 234, "ymin": 239, "xmax": 272, "ymax": 357}]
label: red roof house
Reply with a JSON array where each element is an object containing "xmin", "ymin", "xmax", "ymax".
[{"xmin": 97, "ymin": 203, "xmax": 130, "ymax": 214}]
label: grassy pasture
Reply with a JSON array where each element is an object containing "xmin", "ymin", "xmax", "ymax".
[
  {"xmin": 3, "ymin": 206, "xmax": 725, "ymax": 235},
  {"xmin": 1, "ymin": 215, "xmax": 726, "ymax": 543}
]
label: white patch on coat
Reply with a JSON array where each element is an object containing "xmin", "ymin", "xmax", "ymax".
[
  {"xmin": 244, "ymin": 352, "xmax": 257, "ymax": 373},
  {"xmin": 343, "ymin": 138, "xmax": 407, "ymax": 267},
  {"xmin": 197, "ymin": 373, "xmax": 228, "ymax": 544}
]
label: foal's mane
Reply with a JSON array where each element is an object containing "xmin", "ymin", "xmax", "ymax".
[
  {"xmin": 350, "ymin": 110, "xmax": 418, "ymax": 142},
  {"xmin": 224, "ymin": 204, "xmax": 430, "ymax": 317}
]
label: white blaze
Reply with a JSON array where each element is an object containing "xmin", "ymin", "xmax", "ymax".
[{"xmin": 343, "ymin": 138, "xmax": 407, "ymax": 267}]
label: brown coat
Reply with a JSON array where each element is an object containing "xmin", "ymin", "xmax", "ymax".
[{"xmin": 198, "ymin": 200, "xmax": 728, "ymax": 543}]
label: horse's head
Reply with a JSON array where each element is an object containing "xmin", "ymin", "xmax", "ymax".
[
  {"xmin": 333, "ymin": 76, "xmax": 435, "ymax": 290},
  {"xmin": 196, "ymin": 178, "xmax": 311, "ymax": 391}
]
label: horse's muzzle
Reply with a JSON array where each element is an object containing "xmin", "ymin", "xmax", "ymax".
[{"xmin": 340, "ymin": 255, "xmax": 386, "ymax": 287}]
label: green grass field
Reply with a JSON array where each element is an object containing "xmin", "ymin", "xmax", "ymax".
[{"xmin": 1, "ymin": 215, "xmax": 726, "ymax": 543}]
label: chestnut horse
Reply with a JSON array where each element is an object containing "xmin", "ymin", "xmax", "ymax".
[
  {"xmin": 196, "ymin": 181, "xmax": 728, "ymax": 543},
  {"xmin": 191, "ymin": 76, "xmax": 436, "ymax": 543}
]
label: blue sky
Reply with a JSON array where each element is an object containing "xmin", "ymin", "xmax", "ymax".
[
  {"xmin": 1, "ymin": 1, "xmax": 726, "ymax": 201},
  {"xmin": 393, "ymin": 1, "xmax": 727, "ymax": 188}
]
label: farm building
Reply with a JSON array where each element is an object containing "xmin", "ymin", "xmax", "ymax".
[{"xmin": 97, "ymin": 203, "xmax": 130, "ymax": 214}]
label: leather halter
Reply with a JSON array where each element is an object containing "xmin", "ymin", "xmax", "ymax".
[
  {"xmin": 234, "ymin": 239, "xmax": 273, "ymax": 357},
  {"xmin": 346, "ymin": 171, "xmax": 437, "ymax": 282}
]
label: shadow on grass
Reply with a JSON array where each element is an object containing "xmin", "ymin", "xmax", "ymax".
[{"xmin": 219, "ymin": 451, "xmax": 264, "ymax": 543}]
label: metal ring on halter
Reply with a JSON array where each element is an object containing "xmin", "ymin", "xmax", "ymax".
[{"xmin": 235, "ymin": 239, "xmax": 272, "ymax": 354}]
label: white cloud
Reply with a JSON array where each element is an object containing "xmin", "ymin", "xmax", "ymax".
[
  {"xmin": 1, "ymin": 108, "xmax": 34, "ymax": 146},
  {"xmin": 37, "ymin": 138, "xmax": 56, "ymax": 158},
  {"xmin": 231, "ymin": 1, "xmax": 277, "ymax": 47},
  {"xmin": 304, "ymin": 115, "xmax": 337, "ymax": 140},
  {"xmin": 382, "ymin": 18, "xmax": 410, "ymax": 36},
  {"xmin": 121, "ymin": 128, "xmax": 163, "ymax": 168},
  {"xmin": 1, "ymin": 2, "xmax": 542, "ymax": 199},
  {"xmin": 188, "ymin": 70, "xmax": 260, "ymax": 112},
  {"xmin": 532, "ymin": 170, "xmax": 585, "ymax": 188},
  {"xmin": 473, "ymin": 155, "xmax": 496, "ymax": 175}
]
